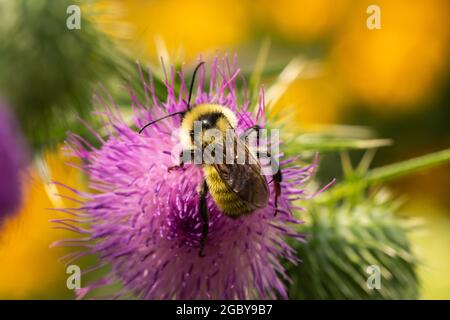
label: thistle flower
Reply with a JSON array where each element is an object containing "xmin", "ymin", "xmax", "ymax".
[
  {"xmin": 288, "ymin": 189, "xmax": 419, "ymax": 300},
  {"xmin": 55, "ymin": 57, "xmax": 317, "ymax": 299},
  {"xmin": 0, "ymin": 104, "xmax": 26, "ymax": 222}
]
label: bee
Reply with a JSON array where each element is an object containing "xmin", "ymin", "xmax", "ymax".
[{"xmin": 139, "ymin": 62, "xmax": 282, "ymax": 256}]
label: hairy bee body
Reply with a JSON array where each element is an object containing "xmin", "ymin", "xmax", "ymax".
[
  {"xmin": 180, "ymin": 103, "xmax": 269, "ymax": 218},
  {"xmin": 140, "ymin": 62, "xmax": 280, "ymax": 256},
  {"xmin": 203, "ymin": 164, "xmax": 253, "ymax": 217}
]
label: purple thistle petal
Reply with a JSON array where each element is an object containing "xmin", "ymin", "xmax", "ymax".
[
  {"xmin": 56, "ymin": 56, "xmax": 318, "ymax": 300},
  {"xmin": 0, "ymin": 103, "xmax": 27, "ymax": 222}
]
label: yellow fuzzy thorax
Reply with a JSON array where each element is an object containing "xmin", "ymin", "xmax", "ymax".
[
  {"xmin": 179, "ymin": 104, "xmax": 238, "ymax": 148},
  {"xmin": 179, "ymin": 104, "xmax": 252, "ymax": 217}
]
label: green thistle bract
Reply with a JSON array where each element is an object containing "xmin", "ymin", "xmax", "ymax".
[{"xmin": 288, "ymin": 189, "xmax": 419, "ymax": 299}]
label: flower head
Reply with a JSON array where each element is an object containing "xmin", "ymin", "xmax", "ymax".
[
  {"xmin": 0, "ymin": 103, "xmax": 26, "ymax": 222},
  {"xmin": 56, "ymin": 56, "xmax": 317, "ymax": 299}
]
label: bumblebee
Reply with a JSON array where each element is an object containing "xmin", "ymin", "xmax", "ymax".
[{"xmin": 139, "ymin": 62, "xmax": 282, "ymax": 256}]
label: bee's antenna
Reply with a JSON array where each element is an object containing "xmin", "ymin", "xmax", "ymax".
[
  {"xmin": 186, "ymin": 61, "xmax": 205, "ymax": 110},
  {"xmin": 139, "ymin": 62, "xmax": 205, "ymax": 134},
  {"xmin": 138, "ymin": 111, "xmax": 184, "ymax": 134}
]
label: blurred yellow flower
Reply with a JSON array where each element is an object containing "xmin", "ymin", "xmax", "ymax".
[
  {"xmin": 332, "ymin": 0, "xmax": 449, "ymax": 110},
  {"xmin": 270, "ymin": 61, "xmax": 346, "ymax": 131},
  {"xmin": 90, "ymin": 0, "xmax": 250, "ymax": 61},
  {"xmin": 256, "ymin": 0, "xmax": 351, "ymax": 41},
  {"xmin": 0, "ymin": 149, "xmax": 85, "ymax": 299}
]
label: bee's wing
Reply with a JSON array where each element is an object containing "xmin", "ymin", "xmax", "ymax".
[{"xmin": 213, "ymin": 134, "xmax": 269, "ymax": 209}]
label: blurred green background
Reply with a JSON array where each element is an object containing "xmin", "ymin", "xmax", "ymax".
[{"xmin": 0, "ymin": 0, "xmax": 448, "ymax": 299}]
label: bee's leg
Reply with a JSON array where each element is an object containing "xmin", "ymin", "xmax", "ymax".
[
  {"xmin": 256, "ymin": 149, "xmax": 282, "ymax": 216},
  {"xmin": 273, "ymin": 169, "xmax": 282, "ymax": 216},
  {"xmin": 244, "ymin": 126, "xmax": 283, "ymax": 216},
  {"xmin": 240, "ymin": 125, "xmax": 261, "ymax": 145},
  {"xmin": 167, "ymin": 149, "xmax": 195, "ymax": 172},
  {"xmin": 240, "ymin": 125, "xmax": 262, "ymax": 163},
  {"xmin": 241, "ymin": 124, "xmax": 261, "ymax": 136},
  {"xmin": 198, "ymin": 179, "xmax": 209, "ymax": 257}
]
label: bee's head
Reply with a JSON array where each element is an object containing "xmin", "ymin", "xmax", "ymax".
[{"xmin": 180, "ymin": 104, "xmax": 237, "ymax": 148}]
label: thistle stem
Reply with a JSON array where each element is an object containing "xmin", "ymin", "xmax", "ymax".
[
  {"xmin": 287, "ymin": 137, "xmax": 392, "ymax": 153},
  {"xmin": 317, "ymin": 148, "xmax": 450, "ymax": 203}
]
